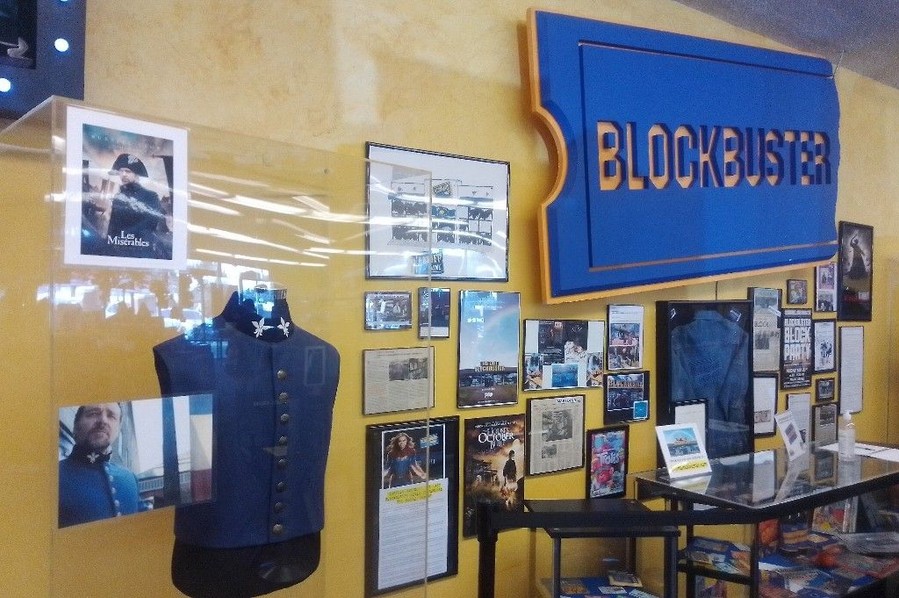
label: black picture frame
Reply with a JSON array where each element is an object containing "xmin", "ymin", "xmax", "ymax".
[
  {"xmin": 813, "ymin": 319, "xmax": 837, "ymax": 374},
  {"xmin": 585, "ymin": 425, "xmax": 628, "ymax": 499},
  {"xmin": 0, "ymin": 0, "xmax": 85, "ymax": 120},
  {"xmin": 603, "ymin": 371, "xmax": 649, "ymax": 424},
  {"xmin": 656, "ymin": 300, "xmax": 754, "ymax": 459},
  {"xmin": 815, "ymin": 262, "xmax": 837, "ymax": 313},
  {"xmin": 816, "ymin": 376, "xmax": 836, "ymax": 404},
  {"xmin": 364, "ymin": 416, "xmax": 459, "ymax": 596},
  {"xmin": 837, "ymin": 221, "xmax": 874, "ymax": 321},
  {"xmin": 786, "ymin": 279, "xmax": 808, "ymax": 305},
  {"xmin": 781, "ymin": 308, "xmax": 813, "ymax": 389}
]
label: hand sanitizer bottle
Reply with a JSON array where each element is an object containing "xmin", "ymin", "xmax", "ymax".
[{"xmin": 838, "ymin": 411, "xmax": 856, "ymax": 461}]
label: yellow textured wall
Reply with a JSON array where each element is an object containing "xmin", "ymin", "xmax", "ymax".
[{"xmin": 1, "ymin": 1, "xmax": 898, "ymax": 597}]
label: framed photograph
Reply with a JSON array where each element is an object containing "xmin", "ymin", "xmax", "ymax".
[
  {"xmin": 362, "ymin": 347, "xmax": 435, "ymax": 415},
  {"xmin": 753, "ymin": 375, "xmax": 778, "ymax": 437},
  {"xmin": 748, "ymin": 287, "xmax": 782, "ymax": 373},
  {"xmin": 839, "ymin": 326, "xmax": 864, "ymax": 413},
  {"xmin": 607, "ymin": 304, "xmax": 644, "ymax": 370},
  {"xmin": 786, "ymin": 279, "xmax": 808, "ymax": 305},
  {"xmin": 586, "ymin": 425, "xmax": 628, "ymax": 499},
  {"xmin": 417, "ymin": 287, "xmax": 450, "ymax": 339},
  {"xmin": 781, "ymin": 308, "xmax": 813, "ymax": 389},
  {"xmin": 0, "ymin": 0, "xmax": 84, "ymax": 119},
  {"xmin": 816, "ymin": 376, "xmax": 836, "ymax": 404},
  {"xmin": 522, "ymin": 319, "xmax": 604, "ymax": 391},
  {"xmin": 461, "ymin": 414, "xmax": 525, "ymax": 537},
  {"xmin": 365, "ymin": 417, "xmax": 459, "ymax": 596},
  {"xmin": 457, "ymin": 290, "xmax": 520, "ymax": 408},
  {"xmin": 364, "ymin": 291, "xmax": 413, "ymax": 330},
  {"xmin": 813, "ymin": 319, "xmax": 837, "ymax": 373},
  {"xmin": 837, "ymin": 221, "xmax": 874, "ymax": 321},
  {"xmin": 787, "ymin": 392, "xmax": 812, "ymax": 445},
  {"xmin": 813, "ymin": 402, "xmax": 839, "ymax": 444},
  {"xmin": 365, "ymin": 142, "xmax": 510, "ymax": 281},
  {"xmin": 815, "ymin": 263, "xmax": 837, "ymax": 312},
  {"xmin": 64, "ymin": 106, "xmax": 188, "ymax": 270},
  {"xmin": 526, "ymin": 395, "xmax": 585, "ymax": 475},
  {"xmin": 655, "ymin": 300, "xmax": 754, "ymax": 459},
  {"xmin": 603, "ymin": 371, "xmax": 649, "ymax": 424}
]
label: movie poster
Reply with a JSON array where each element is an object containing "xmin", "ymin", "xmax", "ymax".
[
  {"xmin": 461, "ymin": 414, "xmax": 525, "ymax": 537},
  {"xmin": 457, "ymin": 291, "xmax": 521, "ymax": 407},
  {"xmin": 781, "ymin": 308, "xmax": 813, "ymax": 389}
]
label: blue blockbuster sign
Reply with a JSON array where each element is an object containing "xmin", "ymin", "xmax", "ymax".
[{"xmin": 528, "ymin": 10, "xmax": 840, "ymax": 302}]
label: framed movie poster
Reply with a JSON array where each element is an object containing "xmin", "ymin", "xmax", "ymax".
[
  {"xmin": 364, "ymin": 417, "xmax": 459, "ymax": 596},
  {"xmin": 753, "ymin": 375, "xmax": 777, "ymax": 437},
  {"xmin": 365, "ymin": 142, "xmax": 510, "ymax": 281},
  {"xmin": 813, "ymin": 319, "xmax": 837, "ymax": 373},
  {"xmin": 781, "ymin": 308, "xmax": 813, "ymax": 389},
  {"xmin": 364, "ymin": 291, "xmax": 413, "ymax": 330},
  {"xmin": 362, "ymin": 347, "xmax": 435, "ymax": 415},
  {"xmin": 656, "ymin": 300, "xmax": 754, "ymax": 459},
  {"xmin": 748, "ymin": 287, "xmax": 782, "ymax": 373},
  {"xmin": 603, "ymin": 371, "xmax": 649, "ymax": 424},
  {"xmin": 585, "ymin": 425, "xmax": 628, "ymax": 499},
  {"xmin": 607, "ymin": 304, "xmax": 644, "ymax": 370},
  {"xmin": 418, "ymin": 287, "xmax": 451, "ymax": 339},
  {"xmin": 816, "ymin": 377, "xmax": 836, "ymax": 404},
  {"xmin": 815, "ymin": 263, "xmax": 837, "ymax": 312},
  {"xmin": 522, "ymin": 319, "xmax": 604, "ymax": 391},
  {"xmin": 64, "ymin": 106, "xmax": 188, "ymax": 270},
  {"xmin": 461, "ymin": 414, "xmax": 526, "ymax": 537},
  {"xmin": 526, "ymin": 395, "xmax": 585, "ymax": 475},
  {"xmin": 787, "ymin": 279, "xmax": 808, "ymax": 305},
  {"xmin": 837, "ymin": 221, "xmax": 874, "ymax": 321},
  {"xmin": 457, "ymin": 290, "xmax": 520, "ymax": 408}
]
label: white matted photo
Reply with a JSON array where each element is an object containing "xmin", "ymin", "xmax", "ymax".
[
  {"xmin": 64, "ymin": 106, "xmax": 188, "ymax": 270},
  {"xmin": 654, "ymin": 422, "xmax": 711, "ymax": 479}
]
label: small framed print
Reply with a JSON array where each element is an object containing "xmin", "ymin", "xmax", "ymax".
[
  {"xmin": 815, "ymin": 263, "xmax": 837, "ymax": 312},
  {"xmin": 418, "ymin": 287, "xmax": 450, "ymax": 339},
  {"xmin": 362, "ymin": 347, "xmax": 435, "ymax": 415},
  {"xmin": 837, "ymin": 221, "xmax": 874, "ymax": 321},
  {"xmin": 753, "ymin": 375, "xmax": 778, "ymax": 436},
  {"xmin": 786, "ymin": 279, "xmax": 808, "ymax": 305},
  {"xmin": 527, "ymin": 395, "xmax": 585, "ymax": 475},
  {"xmin": 813, "ymin": 402, "xmax": 839, "ymax": 444},
  {"xmin": 606, "ymin": 304, "xmax": 644, "ymax": 370},
  {"xmin": 813, "ymin": 319, "xmax": 837, "ymax": 373},
  {"xmin": 522, "ymin": 319, "xmax": 605, "ymax": 391},
  {"xmin": 585, "ymin": 425, "xmax": 628, "ymax": 499},
  {"xmin": 364, "ymin": 291, "xmax": 413, "ymax": 330},
  {"xmin": 816, "ymin": 376, "xmax": 836, "ymax": 404},
  {"xmin": 603, "ymin": 371, "xmax": 649, "ymax": 424},
  {"xmin": 365, "ymin": 142, "xmax": 510, "ymax": 281}
]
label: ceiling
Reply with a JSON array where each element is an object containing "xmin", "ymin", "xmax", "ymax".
[{"xmin": 674, "ymin": 0, "xmax": 899, "ymax": 89}]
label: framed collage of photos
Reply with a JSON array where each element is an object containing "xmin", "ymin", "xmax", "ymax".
[
  {"xmin": 603, "ymin": 372, "xmax": 649, "ymax": 424},
  {"xmin": 837, "ymin": 221, "xmax": 874, "ymax": 321},
  {"xmin": 526, "ymin": 395, "xmax": 585, "ymax": 475},
  {"xmin": 815, "ymin": 263, "xmax": 837, "ymax": 312},
  {"xmin": 457, "ymin": 290, "xmax": 520, "ymax": 408},
  {"xmin": 364, "ymin": 143, "xmax": 510, "ymax": 282},
  {"xmin": 585, "ymin": 425, "xmax": 628, "ymax": 499},
  {"xmin": 522, "ymin": 319, "xmax": 604, "ymax": 391},
  {"xmin": 364, "ymin": 417, "xmax": 459, "ymax": 596}
]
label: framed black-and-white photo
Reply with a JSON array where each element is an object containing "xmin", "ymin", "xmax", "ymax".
[
  {"xmin": 787, "ymin": 279, "xmax": 808, "ymax": 305},
  {"xmin": 815, "ymin": 263, "xmax": 837, "ymax": 313},
  {"xmin": 813, "ymin": 402, "xmax": 839, "ymax": 444},
  {"xmin": 457, "ymin": 290, "xmax": 520, "ymax": 408},
  {"xmin": 365, "ymin": 417, "xmax": 459, "ymax": 596},
  {"xmin": 813, "ymin": 319, "xmax": 836, "ymax": 373},
  {"xmin": 64, "ymin": 106, "xmax": 188, "ymax": 270},
  {"xmin": 363, "ymin": 347, "xmax": 435, "ymax": 415},
  {"xmin": 585, "ymin": 425, "xmax": 628, "ymax": 499},
  {"xmin": 603, "ymin": 371, "xmax": 649, "ymax": 424},
  {"xmin": 816, "ymin": 376, "xmax": 836, "ymax": 404},
  {"xmin": 748, "ymin": 287, "xmax": 782, "ymax": 373},
  {"xmin": 656, "ymin": 300, "xmax": 754, "ymax": 459},
  {"xmin": 364, "ymin": 291, "xmax": 413, "ymax": 331},
  {"xmin": 522, "ymin": 319, "xmax": 604, "ymax": 391},
  {"xmin": 527, "ymin": 395, "xmax": 585, "ymax": 475},
  {"xmin": 418, "ymin": 287, "xmax": 450, "ymax": 339},
  {"xmin": 607, "ymin": 304, "xmax": 644, "ymax": 370},
  {"xmin": 753, "ymin": 375, "xmax": 777, "ymax": 437},
  {"xmin": 837, "ymin": 221, "xmax": 874, "ymax": 321},
  {"xmin": 781, "ymin": 308, "xmax": 813, "ymax": 389},
  {"xmin": 365, "ymin": 142, "xmax": 510, "ymax": 281}
]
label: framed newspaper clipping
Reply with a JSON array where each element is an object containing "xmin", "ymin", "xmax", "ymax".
[{"xmin": 526, "ymin": 395, "xmax": 585, "ymax": 475}]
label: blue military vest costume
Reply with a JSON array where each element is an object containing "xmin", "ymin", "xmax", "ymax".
[
  {"xmin": 153, "ymin": 292, "xmax": 339, "ymax": 597},
  {"xmin": 58, "ymin": 445, "xmax": 145, "ymax": 528}
]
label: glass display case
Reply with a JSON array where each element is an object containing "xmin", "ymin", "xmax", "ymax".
[{"xmin": 0, "ymin": 97, "xmax": 443, "ymax": 597}]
